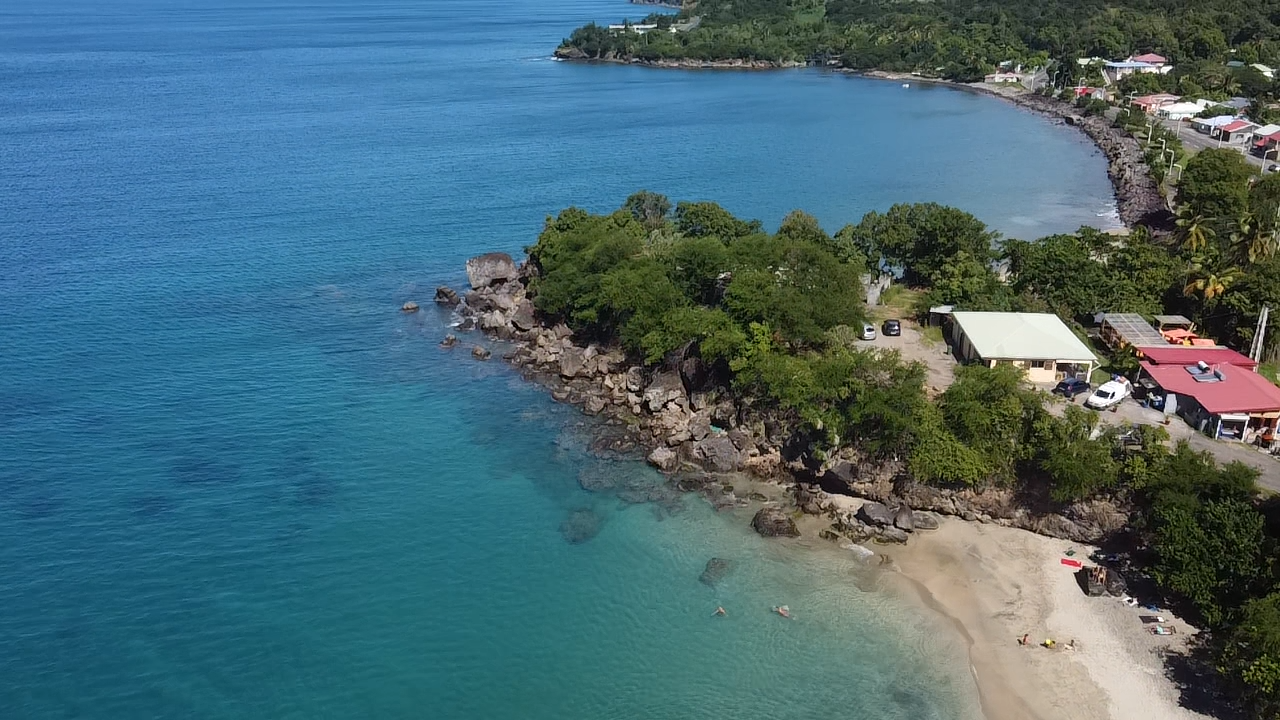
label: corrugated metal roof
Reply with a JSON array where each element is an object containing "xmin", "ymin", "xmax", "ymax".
[
  {"xmin": 1142, "ymin": 361, "xmax": 1280, "ymax": 414},
  {"xmin": 952, "ymin": 312, "xmax": 1097, "ymax": 362}
]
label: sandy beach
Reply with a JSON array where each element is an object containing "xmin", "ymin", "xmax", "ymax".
[{"xmin": 877, "ymin": 519, "xmax": 1209, "ymax": 720}]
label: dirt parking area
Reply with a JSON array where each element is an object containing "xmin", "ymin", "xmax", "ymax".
[{"xmin": 865, "ymin": 318, "xmax": 956, "ymax": 395}]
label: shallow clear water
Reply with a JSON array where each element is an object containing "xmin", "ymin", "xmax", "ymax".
[{"xmin": 1, "ymin": 0, "xmax": 1116, "ymax": 718}]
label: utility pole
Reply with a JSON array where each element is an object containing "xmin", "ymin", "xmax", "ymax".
[{"xmin": 1252, "ymin": 306, "xmax": 1270, "ymax": 363}]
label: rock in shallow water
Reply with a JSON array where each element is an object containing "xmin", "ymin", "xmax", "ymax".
[
  {"xmin": 471, "ymin": 346, "xmax": 491, "ymax": 360},
  {"xmin": 699, "ymin": 557, "xmax": 733, "ymax": 585},
  {"xmin": 465, "ymin": 252, "xmax": 518, "ymax": 289},
  {"xmin": 751, "ymin": 507, "xmax": 799, "ymax": 538},
  {"xmin": 401, "ymin": 301, "xmax": 419, "ymax": 313}
]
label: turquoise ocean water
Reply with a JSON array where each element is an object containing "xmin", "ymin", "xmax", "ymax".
[{"xmin": 0, "ymin": 1, "xmax": 1117, "ymax": 718}]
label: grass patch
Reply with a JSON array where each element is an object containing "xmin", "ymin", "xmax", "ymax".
[
  {"xmin": 1090, "ymin": 368, "xmax": 1113, "ymax": 384},
  {"xmin": 877, "ymin": 284, "xmax": 923, "ymax": 313},
  {"xmin": 1260, "ymin": 361, "xmax": 1280, "ymax": 387},
  {"xmin": 920, "ymin": 325, "xmax": 944, "ymax": 346}
]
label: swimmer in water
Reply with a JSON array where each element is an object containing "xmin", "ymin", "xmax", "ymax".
[
  {"xmin": 773, "ymin": 605, "xmax": 791, "ymax": 619},
  {"xmin": 713, "ymin": 607, "xmax": 726, "ymax": 616}
]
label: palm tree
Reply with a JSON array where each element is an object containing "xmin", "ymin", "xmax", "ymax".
[
  {"xmin": 1175, "ymin": 210, "xmax": 1216, "ymax": 253},
  {"xmin": 1229, "ymin": 211, "xmax": 1279, "ymax": 264},
  {"xmin": 1183, "ymin": 259, "xmax": 1237, "ymax": 300}
]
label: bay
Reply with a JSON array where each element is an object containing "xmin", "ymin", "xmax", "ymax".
[{"xmin": 0, "ymin": 0, "xmax": 1115, "ymax": 718}]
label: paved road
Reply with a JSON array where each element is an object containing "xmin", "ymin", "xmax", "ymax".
[
  {"xmin": 1050, "ymin": 391, "xmax": 1280, "ymax": 495},
  {"xmin": 1157, "ymin": 118, "xmax": 1276, "ymax": 172}
]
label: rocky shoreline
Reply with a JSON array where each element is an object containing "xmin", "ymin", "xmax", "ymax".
[
  {"xmin": 428, "ymin": 252, "xmax": 1132, "ymax": 548},
  {"xmin": 553, "ymin": 47, "xmax": 803, "ymax": 71}
]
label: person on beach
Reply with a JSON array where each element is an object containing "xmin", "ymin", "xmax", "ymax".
[
  {"xmin": 773, "ymin": 605, "xmax": 791, "ymax": 619},
  {"xmin": 713, "ymin": 607, "xmax": 726, "ymax": 617},
  {"xmin": 1018, "ymin": 633, "xmax": 1030, "ymax": 646}
]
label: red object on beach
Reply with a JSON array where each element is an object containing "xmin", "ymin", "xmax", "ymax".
[{"xmin": 1060, "ymin": 559, "xmax": 1083, "ymax": 568}]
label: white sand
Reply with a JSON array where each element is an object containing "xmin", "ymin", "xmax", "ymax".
[{"xmin": 879, "ymin": 519, "xmax": 1210, "ymax": 720}]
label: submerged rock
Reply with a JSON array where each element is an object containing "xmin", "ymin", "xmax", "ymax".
[
  {"xmin": 440, "ymin": 334, "xmax": 458, "ymax": 348},
  {"xmin": 559, "ymin": 508, "xmax": 602, "ymax": 544},
  {"xmin": 400, "ymin": 301, "xmax": 419, "ymax": 313},
  {"xmin": 699, "ymin": 557, "xmax": 733, "ymax": 586},
  {"xmin": 751, "ymin": 507, "xmax": 799, "ymax": 538},
  {"xmin": 471, "ymin": 346, "xmax": 491, "ymax": 360}
]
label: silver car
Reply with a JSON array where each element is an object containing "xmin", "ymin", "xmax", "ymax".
[{"xmin": 860, "ymin": 322, "xmax": 877, "ymax": 341}]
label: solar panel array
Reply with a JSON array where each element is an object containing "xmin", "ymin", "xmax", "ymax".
[{"xmin": 1104, "ymin": 313, "xmax": 1166, "ymax": 346}]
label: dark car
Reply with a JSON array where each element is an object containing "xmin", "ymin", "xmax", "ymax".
[
  {"xmin": 881, "ymin": 319, "xmax": 902, "ymax": 336},
  {"xmin": 1052, "ymin": 377, "xmax": 1091, "ymax": 399}
]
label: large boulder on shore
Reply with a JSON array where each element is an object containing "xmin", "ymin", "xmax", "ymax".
[
  {"xmin": 510, "ymin": 301, "xmax": 536, "ymax": 331},
  {"xmin": 690, "ymin": 436, "xmax": 741, "ymax": 473},
  {"xmin": 465, "ymin": 252, "xmax": 519, "ymax": 290},
  {"xmin": 857, "ymin": 501, "xmax": 895, "ymax": 527},
  {"xmin": 893, "ymin": 506, "xmax": 915, "ymax": 532},
  {"xmin": 752, "ymin": 507, "xmax": 799, "ymax": 538},
  {"xmin": 643, "ymin": 371, "xmax": 685, "ymax": 412},
  {"xmin": 559, "ymin": 347, "xmax": 586, "ymax": 378},
  {"xmin": 647, "ymin": 446, "xmax": 679, "ymax": 472}
]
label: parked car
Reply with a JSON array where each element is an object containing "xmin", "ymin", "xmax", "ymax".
[
  {"xmin": 1269, "ymin": 164, "xmax": 1280, "ymax": 174},
  {"xmin": 860, "ymin": 322, "xmax": 877, "ymax": 341},
  {"xmin": 882, "ymin": 319, "xmax": 902, "ymax": 336},
  {"xmin": 1051, "ymin": 377, "xmax": 1091, "ymax": 399},
  {"xmin": 1085, "ymin": 379, "xmax": 1132, "ymax": 410}
]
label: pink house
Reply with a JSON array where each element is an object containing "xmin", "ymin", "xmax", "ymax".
[
  {"xmin": 1131, "ymin": 93, "xmax": 1180, "ymax": 113},
  {"xmin": 1129, "ymin": 53, "xmax": 1168, "ymax": 66}
]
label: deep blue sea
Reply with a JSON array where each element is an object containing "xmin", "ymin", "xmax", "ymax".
[{"xmin": 0, "ymin": 1, "xmax": 1117, "ymax": 718}]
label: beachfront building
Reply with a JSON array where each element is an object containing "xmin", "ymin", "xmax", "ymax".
[
  {"xmin": 948, "ymin": 312, "xmax": 1097, "ymax": 383},
  {"xmin": 1158, "ymin": 100, "xmax": 1213, "ymax": 121},
  {"xmin": 1191, "ymin": 115, "xmax": 1240, "ymax": 134},
  {"xmin": 1213, "ymin": 119, "xmax": 1260, "ymax": 144},
  {"xmin": 1139, "ymin": 357, "xmax": 1280, "ymax": 442},
  {"xmin": 984, "ymin": 71, "xmax": 1026, "ymax": 84},
  {"xmin": 1103, "ymin": 57, "xmax": 1172, "ymax": 85},
  {"xmin": 1130, "ymin": 93, "xmax": 1180, "ymax": 114}
]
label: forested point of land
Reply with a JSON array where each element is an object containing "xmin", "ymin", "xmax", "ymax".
[
  {"xmin": 560, "ymin": 0, "xmax": 1280, "ymax": 82},
  {"xmin": 524, "ymin": 183, "xmax": 1280, "ymax": 718}
]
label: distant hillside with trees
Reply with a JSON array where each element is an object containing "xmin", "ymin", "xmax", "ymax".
[{"xmin": 560, "ymin": 0, "xmax": 1280, "ymax": 83}]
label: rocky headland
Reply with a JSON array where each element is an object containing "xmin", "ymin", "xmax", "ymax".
[{"xmin": 431, "ymin": 252, "xmax": 1132, "ymax": 548}]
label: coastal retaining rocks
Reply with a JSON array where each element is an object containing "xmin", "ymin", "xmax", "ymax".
[
  {"xmin": 441, "ymin": 252, "xmax": 1131, "ymax": 546},
  {"xmin": 1007, "ymin": 93, "xmax": 1169, "ymax": 230},
  {"xmin": 552, "ymin": 46, "xmax": 803, "ymax": 71}
]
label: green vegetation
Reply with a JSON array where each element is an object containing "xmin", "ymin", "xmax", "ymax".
[
  {"xmin": 525, "ymin": 187, "xmax": 1280, "ymax": 716},
  {"xmin": 561, "ymin": 0, "xmax": 1280, "ymax": 88}
]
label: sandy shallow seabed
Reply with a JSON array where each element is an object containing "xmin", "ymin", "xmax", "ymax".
[{"xmin": 870, "ymin": 519, "xmax": 1211, "ymax": 720}]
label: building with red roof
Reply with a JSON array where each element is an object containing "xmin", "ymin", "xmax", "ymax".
[
  {"xmin": 1214, "ymin": 119, "xmax": 1259, "ymax": 144},
  {"xmin": 1130, "ymin": 53, "xmax": 1168, "ymax": 65},
  {"xmin": 1131, "ymin": 93, "xmax": 1180, "ymax": 114},
  {"xmin": 1136, "ymin": 345, "xmax": 1258, "ymax": 370},
  {"xmin": 1140, "ymin": 360, "xmax": 1280, "ymax": 440}
]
